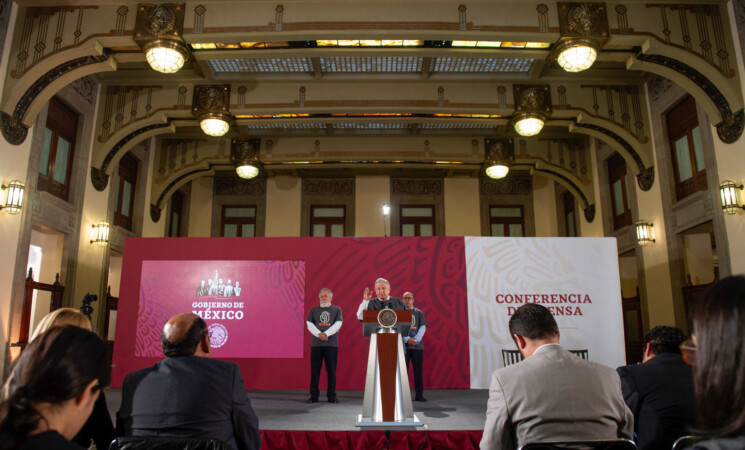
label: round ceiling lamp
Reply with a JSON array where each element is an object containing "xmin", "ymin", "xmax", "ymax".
[
  {"xmin": 485, "ymin": 163, "xmax": 510, "ymax": 179},
  {"xmin": 144, "ymin": 39, "xmax": 188, "ymax": 74},
  {"xmin": 235, "ymin": 162, "xmax": 260, "ymax": 179},
  {"xmin": 513, "ymin": 113, "xmax": 545, "ymax": 137},
  {"xmin": 200, "ymin": 112, "xmax": 231, "ymax": 137},
  {"xmin": 555, "ymin": 39, "xmax": 598, "ymax": 73}
]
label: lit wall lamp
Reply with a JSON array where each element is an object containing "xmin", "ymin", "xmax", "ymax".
[
  {"xmin": 135, "ymin": 3, "xmax": 189, "ymax": 74},
  {"xmin": 555, "ymin": 2, "xmax": 609, "ymax": 73},
  {"xmin": 484, "ymin": 138, "xmax": 514, "ymax": 179},
  {"xmin": 635, "ymin": 220, "xmax": 655, "ymax": 246},
  {"xmin": 193, "ymin": 85, "xmax": 231, "ymax": 137},
  {"xmin": 231, "ymin": 138, "xmax": 261, "ymax": 179},
  {"xmin": 381, "ymin": 203, "xmax": 390, "ymax": 237},
  {"xmin": 513, "ymin": 85, "xmax": 551, "ymax": 137},
  {"xmin": 90, "ymin": 221, "xmax": 110, "ymax": 247},
  {"xmin": 719, "ymin": 180, "xmax": 745, "ymax": 214},
  {"xmin": 1, "ymin": 180, "xmax": 25, "ymax": 214}
]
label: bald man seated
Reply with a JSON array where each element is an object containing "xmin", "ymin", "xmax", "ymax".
[{"xmin": 116, "ymin": 313, "xmax": 261, "ymax": 450}]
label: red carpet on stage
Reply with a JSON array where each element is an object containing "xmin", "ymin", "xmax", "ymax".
[{"xmin": 259, "ymin": 430, "xmax": 483, "ymax": 450}]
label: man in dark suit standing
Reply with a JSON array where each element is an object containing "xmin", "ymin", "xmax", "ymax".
[
  {"xmin": 617, "ymin": 326, "xmax": 696, "ymax": 450},
  {"xmin": 117, "ymin": 313, "xmax": 261, "ymax": 450}
]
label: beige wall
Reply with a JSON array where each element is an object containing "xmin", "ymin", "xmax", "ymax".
[
  {"xmin": 188, "ymin": 176, "xmax": 214, "ymax": 237},
  {"xmin": 354, "ymin": 176, "xmax": 389, "ymax": 237},
  {"xmin": 619, "ymin": 254, "xmax": 639, "ymax": 298},
  {"xmin": 444, "ymin": 177, "xmax": 480, "ymax": 236},
  {"xmin": 682, "ymin": 233, "xmax": 716, "ymax": 285},
  {"xmin": 141, "ymin": 140, "xmax": 166, "ymax": 238},
  {"xmin": 580, "ymin": 140, "xmax": 606, "ymax": 238},
  {"xmin": 265, "ymin": 176, "xmax": 301, "ymax": 237},
  {"xmin": 0, "ymin": 1, "xmax": 25, "ymax": 371},
  {"xmin": 636, "ymin": 160, "xmax": 676, "ymax": 328},
  {"xmin": 532, "ymin": 176, "xmax": 558, "ymax": 237}
]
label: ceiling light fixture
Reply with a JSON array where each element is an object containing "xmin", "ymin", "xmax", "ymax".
[
  {"xmin": 200, "ymin": 112, "xmax": 231, "ymax": 137},
  {"xmin": 555, "ymin": 2, "xmax": 608, "ymax": 73},
  {"xmin": 193, "ymin": 85, "xmax": 232, "ymax": 137},
  {"xmin": 484, "ymin": 138, "xmax": 514, "ymax": 179},
  {"xmin": 231, "ymin": 138, "xmax": 261, "ymax": 179},
  {"xmin": 513, "ymin": 112, "xmax": 545, "ymax": 137},
  {"xmin": 555, "ymin": 39, "xmax": 598, "ymax": 73},
  {"xmin": 144, "ymin": 39, "xmax": 189, "ymax": 74},
  {"xmin": 512, "ymin": 85, "xmax": 551, "ymax": 137},
  {"xmin": 134, "ymin": 4, "xmax": 189, "ymax": 74}
]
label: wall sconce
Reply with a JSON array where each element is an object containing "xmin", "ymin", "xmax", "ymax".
[
  {"xmin": 193, "ymin": 85, "xmax": 231, "ymax": 137},
  {"xmin": 381, "ymin": 203, "xmax": 390, "ymax": 237},
  {"xmin": 513, "ymin": 85, "xmax": 551, "ymax": 137},
  {"xmin": 484, "ymin": 138, "xmax": 514, "ymax": 179},
  {"xmin": 231, "ymin": 138, "xmax": 261, "ymax": 179},
  {"xmin": 90, "ymin": 222, "xmax": 110, "ymax": 247},
  {"xmin": 1, "ymin": 180, "xmax": 25, "ymax": 214},
  {"xmin": 135, "ymin": 3, "xmax": 189, "ymax": 74},
  {"xmin": 635, "ymin": 220, "xmax": 655, "ymax": 246},
  {"xmin": 719, "ymin": 180, "xmax": 745, "ymax": 215},
  {"xmin": 555, "ymin": 2, "xmax": 608, "ymax": 73}
]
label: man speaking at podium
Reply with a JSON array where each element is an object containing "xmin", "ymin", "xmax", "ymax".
[{"xmin": 356, "ymin": 277, "xmax": 405, "ymax": 320}]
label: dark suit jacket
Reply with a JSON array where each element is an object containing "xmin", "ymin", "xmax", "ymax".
[
  {"xmin": 116, "ymin": 356, "xmax": 261, "ymax": 450},
  {"xmin": 617, "ymin": 352, "xmax": 696, "ymax": 450},
  {"xmin": 367, "ymin": 297, "xmax": 405, "ymax": 310}
]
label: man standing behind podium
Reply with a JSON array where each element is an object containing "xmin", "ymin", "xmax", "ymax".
[
  {"xmin": 356, "ymin": 278, "xmax": 405, "ymax": 320},
  {"xmin": 403, "ymin": 291, "xmax": 427, "ymax": 402},
  {"xmin": 307, "ymin": 288, "xmax": 343, "ymax": 404}
]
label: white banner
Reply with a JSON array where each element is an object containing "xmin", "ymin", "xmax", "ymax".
[{"xmin": 466, "ymin": 237, "xmax": 626, "ymax": 389}]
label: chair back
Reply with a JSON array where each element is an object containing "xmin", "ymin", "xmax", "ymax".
[
  {"xmin": 109, "ymin": 436, "xmax": 233, "ymax": 450},
  {"xmin": 502, "ymin": 349, "xmax": 525, "ymax": 367},
  {"xmin": 568, "ymin": 349, "xmax": 589, "ymax": 360},
  {"xmin": 672, "ymin": 435, "xmax": 701, "ymax": 450},
  {"xmin": 517, "ymin": 439, "xmax": 636, "ymax": 450}
]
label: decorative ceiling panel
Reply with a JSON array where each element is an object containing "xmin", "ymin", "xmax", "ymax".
[
  {"xmin": 208, "ymin": 57, "xmax": 312, "ymax": 73},
  {"xmin": 320, "ymin": 56, "xmax": 423, "ymax": 73},
  {"xmin": 430, "ymin": 57, "xmax": 534, "ymax": 73}
]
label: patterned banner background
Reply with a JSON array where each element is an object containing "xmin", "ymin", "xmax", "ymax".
[
  {"xmin": 112, "ymin": 236, "xmax": 469, "ymax": 389},
  {"xmin": 466, "ymin": 237, "xmax": 625, "ymax": 389}
]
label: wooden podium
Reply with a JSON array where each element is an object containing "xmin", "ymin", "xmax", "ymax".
[{"xmin": 355, "ymin": 309, "xmax": 422, "ymax": 428}]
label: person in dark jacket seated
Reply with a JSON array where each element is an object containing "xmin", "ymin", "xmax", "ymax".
[
  {"xmin": 0, "ymin": 326, "xmax": 110, "ymax": 450},
  {"xmin": 616, "ymin": 326, "xmax": 696, "ymax": 450},
  {"xmin": 116, "ymin": 313, "xmax": 261, "ymax": 450}
]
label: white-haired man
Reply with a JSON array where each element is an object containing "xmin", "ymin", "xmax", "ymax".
[
  {"xmin": 306, "ymin": 288, "xmax": 343, "ymax": 403},
  {"xmin": 356, "ymin": 277, "xmax": 406, "ymax": 320}
]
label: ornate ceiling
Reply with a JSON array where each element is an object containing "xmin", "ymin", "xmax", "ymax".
[{"xmin": 1, "ymin": 0, "xmax": 743, "ymax": 223}]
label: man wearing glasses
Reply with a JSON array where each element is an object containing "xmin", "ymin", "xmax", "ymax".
[{"xmin": 403, "ymin": 291, "xmax": 427, "ymax": 402}]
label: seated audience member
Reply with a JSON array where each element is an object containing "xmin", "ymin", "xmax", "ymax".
[
  {"xmin": 117, "ymin": 312, "xmax": 261, "ymax": 450},
  {"xmin": 616, "ymin": 326, "xmax": 696, "ymax": 450},
  {"xmin": 684, "ymin": 276, "xmax": 745, "ymax": 450},
  {"xmin": 1, "ymin": 308, "xmax": 115, "ymax": 450},
  {"xmin": 0, "ymin": 326, "xmax": 110, "ymax": 450},
  {"xmin": 480, "ymin": 304, "xmax": 632, "ymax": 450}
]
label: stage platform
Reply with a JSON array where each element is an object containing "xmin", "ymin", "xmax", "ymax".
[
  {"xmin": 106, "ymin": 389, "xmax": 488, "ymax": 431},
  {"xmin": 105, "ymin": 389, "xmax": 487, "ymax": 449}
]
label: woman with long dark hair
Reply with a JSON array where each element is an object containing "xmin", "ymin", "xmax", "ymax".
[
  {"xmin": 0, "ymin": 326, "xmax": 110, "ymax": 450},
  {"xmin": 685, "ymin": 275, "xmax": 745, "ymax": 449}
]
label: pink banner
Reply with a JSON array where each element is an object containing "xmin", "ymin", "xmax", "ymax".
[
  {"xmin": 137, "ymin": 260, "xmax": 305, "ymax": 358},
  {"xmin": 113, "ymin": 237, "xmax": 468, "ymax": 390}
]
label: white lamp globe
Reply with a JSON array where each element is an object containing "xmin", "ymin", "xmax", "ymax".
[
  {"xmin": 513, "ymin": 114, "xmax": 545, "ymax": 137},
  {"xmin": 235, "ymin": 164, "xmax": 260, "ymax": 179},
  {"xmin": 200, "ymin": 114, "xmax": 230, "ymax": 137},
  {"xmin": 144, "ymin": 40, "xmax": 188, "ymax": 74},
  {"xmin": 486, "ymin": 163, "xmax": 510, "ymax": 179},
  {"xmin": 556, "ymin": 40, "xmax": 598, "ymax": 73}
]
